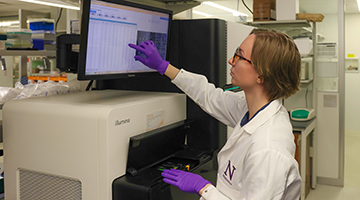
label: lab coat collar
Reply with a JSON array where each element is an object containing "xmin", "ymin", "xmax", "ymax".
[
  {"xmin": 219, "ymin": 99, "xmax": 283, "ymax": 154},
  {"xmin": 242, "ymin": 99, "xmax": 282, "ymax": 134}
]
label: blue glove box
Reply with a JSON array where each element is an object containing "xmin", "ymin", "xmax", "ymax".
[
  {"xmin": 32, "ymin": 39, "xmax": 55, "ymax": 50},
  {"xmin": 28, "ymin": 19, "xmax": 54, "ymax": 31}
]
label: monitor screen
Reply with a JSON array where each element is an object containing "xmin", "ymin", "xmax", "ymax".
[{"xmin": 78, "ymin": 0, "xmax": 172, "ymax": 80}]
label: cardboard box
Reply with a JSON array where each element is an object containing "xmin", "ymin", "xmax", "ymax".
[
  {"xmin": 276, "ymin": 0, "xmax": 299, "ymax": 20},
  {"xmin": 253, "ymin": 0, "xmax": 276, "ymax": 21}
]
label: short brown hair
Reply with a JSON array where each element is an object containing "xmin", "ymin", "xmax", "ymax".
[{"xmin": 250, "ymin": 28, "xmax": 301, "ymax": 101}]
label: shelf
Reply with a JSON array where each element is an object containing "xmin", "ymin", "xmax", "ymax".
[
  {"xmin": 345, "ymin": 70, "xmax": 359, "ymax": 73},
  {"xmin": 301, "ymin": 54, "xmax": 314, "ymax": 58},
  {"xmin": 300, "ymin": 79, "xmax": 314, "ymax": 84},
  {"xmin": 0, "ymin": 50, "xmax": 56, "ymax": 56},
  {"xmin": 301, "ymin": 27, "xmax": 325, "ymax": 40},
  {"xmin": 247, "ymin": 20, "xmax": 311, "ymax": 29},
  {"xmin": 345, "ymin": 57, "xmax": 359, "ymax": 72}
]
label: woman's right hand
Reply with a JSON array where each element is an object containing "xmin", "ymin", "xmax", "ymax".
[{"xmin": 128, "ymin": 40, "xmax": 169, "ymax": 75}]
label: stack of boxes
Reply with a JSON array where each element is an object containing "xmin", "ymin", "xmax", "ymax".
[
  {"xmin": 26, "ymin": 18, "xmax": 67, "ymax": 83},
  {"xmin": 253, "ymin": 0, "xmax": 276, "ymax": 21},
  {"xmin": 28, "ymin": 18, "xmax": 56, "ymax": 50},
  {"xmin": 253, "ymin": 0, "xmax": 300, "ymax": 22},
  {"xmin": 5, "ymin": 29, "xmax": 33, "ymax": 49}
]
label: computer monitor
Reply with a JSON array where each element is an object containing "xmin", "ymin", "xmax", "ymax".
[{"xmin": 78, "ymin": 0, "xmax": 172, "ymax": 80}]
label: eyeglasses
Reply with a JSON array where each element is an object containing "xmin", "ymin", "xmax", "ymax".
[{"xmin": 232, "ymin": 47, "xmax": 252, "ymax": 65}]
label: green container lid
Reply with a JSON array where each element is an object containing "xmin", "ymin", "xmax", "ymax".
[{"xmin": 292, "ymin": 109, "xmax": 309, "ymax": 119}]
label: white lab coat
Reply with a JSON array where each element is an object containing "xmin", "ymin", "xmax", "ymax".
[{"xmin": 172, "ymin": 69, "xmax": 301, "ymax": 200}]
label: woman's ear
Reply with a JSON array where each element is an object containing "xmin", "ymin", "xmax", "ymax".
[{"xmin": 257, "ymin": 76, "xmax": 264, "ymax": 84}]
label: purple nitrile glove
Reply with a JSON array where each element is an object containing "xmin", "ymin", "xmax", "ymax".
[
  {"xmin": 161, "ymin": 169, "xmax": 212, "ymax": 194},
  {"xmin": 128, "ymin": 40, "xmax": 169, "ymax": 75}
]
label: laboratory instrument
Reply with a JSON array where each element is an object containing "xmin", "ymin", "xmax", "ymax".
[
  {"xmin": 3, "ymin": 90, "xmax": 191, "ymax": 199},
  {"xmin": 291, "ymin": 108, "xmax": 316, "ymax": 121}
]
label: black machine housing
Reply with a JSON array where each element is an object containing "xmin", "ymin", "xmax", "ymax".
[
  {"xmin": 56, "ymin": 34, "xmax": 80, "ymax": 73},
  {"xmin": 112, "ymin": 120, "xmax": 214, "ymax": 200},
  {"xmin": 99, "ymin": 19, "xmax": 228, "ymax": 200},
  {"xmin": 97, "ymin": 18, "xmax": 228, "ymax": 155}
]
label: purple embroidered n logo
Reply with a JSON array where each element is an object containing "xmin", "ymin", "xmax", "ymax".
[{"xmin": 223, "ymin": 160, "xmax": 237, "ymax": 181}]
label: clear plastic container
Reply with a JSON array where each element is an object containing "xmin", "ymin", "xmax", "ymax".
[
  {"xmin": 4, "ymin": 42, "xmax": 12, "ymax": 49},
  {"xmin": 9, "ymin": 43, "xmax": 33, "ymax": 49},
  {"xmin": 6, "ymin": 38, "xmax": 32, "ymax": 45},
  {"xmin": 6, "ymin": 29, "xmax": 32, "ymax": 40},
  {"xmin": 28, "ymin": 18, "xmax": 55, "ymax": 31}
]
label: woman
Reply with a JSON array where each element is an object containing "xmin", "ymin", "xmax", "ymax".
[{"xmin": 129, "ymin": 28, "xmax": 302, "ymax": 200}]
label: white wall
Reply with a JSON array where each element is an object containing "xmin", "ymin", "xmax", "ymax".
[
  {"xmin": 344, "ymin": 13, "xmax": 360, "ymax": 136},
  {"xmin": 318, "ymin": 14, "xmax": 338, "ymax": 43}
]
